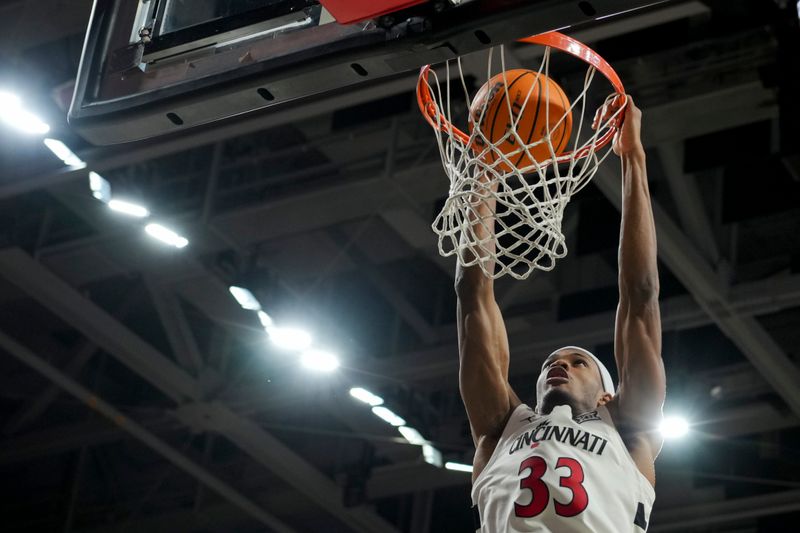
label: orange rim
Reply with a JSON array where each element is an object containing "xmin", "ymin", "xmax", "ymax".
[{"xmin": 416, "ymin": 31, "xmax": 625, "ymax": 164}]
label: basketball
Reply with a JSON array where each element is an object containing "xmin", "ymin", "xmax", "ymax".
[{"xmin": 469, "ymin": 69, "xmax": 573, "ymax": 172}]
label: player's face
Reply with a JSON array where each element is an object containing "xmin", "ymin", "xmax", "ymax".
[{"xmin": 535, "ymin": 349, "xmax": 604, "ymax": 410}]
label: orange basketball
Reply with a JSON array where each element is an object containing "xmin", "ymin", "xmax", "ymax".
[{"xmin": 469, "ymin": 69, "xmax": 572, "ymax": 172}]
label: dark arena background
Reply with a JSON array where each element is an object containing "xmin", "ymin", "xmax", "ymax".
[{"xmin": 1, "ymin": 1, "xmax": 800, "ymax": 531}]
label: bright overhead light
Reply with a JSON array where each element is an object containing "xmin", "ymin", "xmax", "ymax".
[
  {"xmin": 0, "ymin": 91, "xmax": 49, "ymax": 134},
  {"xmin": 349, "ymin": 387, "xmax": 384, "ymax": 407},
  {"xmin": 89, "ymin": 172, "xmax": 111, "ymax": 203},
  {"xmin": 371, "ymin": 406, "xmax": 406, "ymax": 427},
  {"xmin": 422, "ymin": 444, "xmax": 442, "ymax": 467},
  {"xmin": 268, "ymin": 326, "xmax": 312, "ymax": 351},
  {"xmin": 445, "ymin": 462, "xmax": 473, "ymax": 473},
  {"xmin": 257, "ymin": 310, "xmax": 273, "ymax": 328},
  {"xmin": 228, "ymin": 286, "xmax": 261, "ymax": 311},
  {"xmin": 144, "ymin": 223, "xmax": 188, "ymax": 249},
  {"xmin": 659, "ymin": 416, "xmax": 690, "ymax": 439},
  {"xmin": 0, "ymin": 91, "xmax": 19, "ymax": 107},
  {"xmin": 300, "ymin": 349, "xmax": 339, "ymax": 372},
  {"xmin": 108, "ymin": 199, "xmax": 150, "ymax": 218},
  {"xmin": 2, "ymin": 108, "xmax": 50, "ymax": 134},
  {"xmin": 43, "ymin": 138, "xmax": 84, "ymax": 166},
  {"xmin": 398, "ymin": 426, "xmax": 427, "ymax": 446}
]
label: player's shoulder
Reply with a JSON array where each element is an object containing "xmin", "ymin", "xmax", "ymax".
[{"xmin": 514, "ymin": 403, "xmax": 538, "ymax": 424}]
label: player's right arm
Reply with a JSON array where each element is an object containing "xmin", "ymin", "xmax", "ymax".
[{"xmin": 455, "ymin": 176, "xmax": 521, "ymax": 453}]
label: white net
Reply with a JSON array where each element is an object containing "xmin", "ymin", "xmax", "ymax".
[{"xmin": 420, "ymin": 43, "xmax": 624, "ymax": 280}]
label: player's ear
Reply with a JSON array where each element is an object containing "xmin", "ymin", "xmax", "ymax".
[{"xmin": 597, "ymin": 392, "xmax": 613, "ymax": 406}]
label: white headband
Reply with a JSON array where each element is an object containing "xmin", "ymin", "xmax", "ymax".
[{"xmin": 550, "ymin": 346, "xmax": 615, "ymax": 395}]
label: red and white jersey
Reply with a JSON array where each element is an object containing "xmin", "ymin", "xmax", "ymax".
[{"xmin": 471, "ymin": 403, "xmax": 655, "ymax": 532}]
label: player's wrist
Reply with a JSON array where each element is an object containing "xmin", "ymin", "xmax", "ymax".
[{"xmin": 618, "ymin": 144, "xmax": 645, "ymax": 161}]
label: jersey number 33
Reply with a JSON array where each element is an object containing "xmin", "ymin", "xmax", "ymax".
[{"xmin": 514, "ymin": 456, "xmax": 588, "ymax": 518}]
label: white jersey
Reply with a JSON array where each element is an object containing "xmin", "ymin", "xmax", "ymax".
[{"xmin": 471, "ymin": 403, "xmax": 655, "ymax": 532}]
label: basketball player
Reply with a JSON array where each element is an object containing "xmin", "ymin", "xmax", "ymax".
[{"xmin": 457, "ymin": 95, "xmax": 664, "ymax": 532}]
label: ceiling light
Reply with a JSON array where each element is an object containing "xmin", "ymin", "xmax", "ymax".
[
  {"xmin": 0, "ymin": 92, "xmax": 49, "ymax": 134},
  {"xmin": 300, "ymin": 349, "xmax": 339, "ymax": 372},
  {"xmin": 268, "ymin": 326, "xmax": 312, "ymax": 351},
  {"xmin": 659, "ymin": 416, "xmax": 689, "ymax": 439},
  {"xmin": 43, "ymin": 138, "xmax": 84, "ymax": 166},
  {"xmin": 398, "ymin": 426, "xmax": 427, "ymax": 446},
  {"xmin": 228, "ymin": 286, "xmax": 261, "ymax": 311},
  {"xmin": 422, "ymin": 444, "xmax": 442, "ymax": 467},
  {"xmin": 371, "ymin": 406, "xmax": 405, "ymax": 427},
  {"xmin": 89, "ymin": 172, "xmax": 111, "ymax": 202},
  {"xmin": 444, "ymin": 462, "xmax": 473, "ymax": 473},
  {"xmin": 257, "ymin": 311, "xmax": 273, "ymax": 328},
  {"xmin": 108, "ymin": 199, "xmax": 150, "ymax": 218},
  {"xmin": 144, "ymin": 223, "xmax": 188, "ymax": 248},
  {"xmin": 0, "ymin": 91, "xmax": 19, "ymax": 108},
  {"xmin": 349, "ymin": 387, "xmax": 384, "ymax": 407}
]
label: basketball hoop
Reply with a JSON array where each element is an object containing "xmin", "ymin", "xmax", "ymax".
[{"xmin": 417, "ymin": 32, "xmax": 626, "ymax": 280}]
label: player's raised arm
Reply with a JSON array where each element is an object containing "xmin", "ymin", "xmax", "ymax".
[
  {"xmin": 603, "ymin": 96, "xmax": 666, "ymax": 458},
  {"xmin": 455, "ymin": 175, "xmax": 521, "ymax": 450}
]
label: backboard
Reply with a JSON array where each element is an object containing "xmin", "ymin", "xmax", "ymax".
[{"xmin": 68, "ymin": 0, "xmax": 665, "ymax": 145}]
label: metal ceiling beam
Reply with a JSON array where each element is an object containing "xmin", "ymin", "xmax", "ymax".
[
  {"xmin": 70, "ymin": 478, "xmax": 371, "ymax": 533},
  {"xmin": 174, "ymin": 401, "xmax": 401, "ymax": 533},
  {"xmin": 0, "ymin": 329, "xmax": 296, "ymax": 533},
  {"xmin": 380, "ymin": 208, "xmax": 455, "ymax": 279},
  {"xmin": 0, "ymin": 248, "xmax": 200, "ymax": 403},
  {"xmin": 3, "ymin": 288, "xmax": 140, "ymax": 435},
  {"xmin": 326, "ymin": 227, "xmax": 439, "ymax": 345},
  {"xmin": 694, "ymin": 400, "xmax": 799, "ymax": 438},
  {"xmin": 592, "ymin": 165, "xmax": 800, "ymax": 416},
  {"xmin": 409, "ymin": 490, "xmax": 435, "ymax": 533},
  {"xmin": 0, "ymin": 420, "xmax": 143, "ymax": 465},
  {"xmin": 0, "ymin": 248, "xmax": 399, "ymax": 533},
  {"xmin": 144, "ymin": 275, "xmax": 205, "ymax": 374},
  {"xmin": 642, "ymin": 81, "xmax": 775, "ymax": 147},
  {"xmin": 658, "ymin": 142, "xmax": 721, "ymax": 264},
  {"xmin": 367, "ymin": 461, "xmax": 471, "ymax": 500},
  {"xmin": 3, "ymin": 339, "xmax": 99, "ymax": 435},
  {"xmin": 72, "ymin": 499, "xmax": 270, "ymax": 533}
]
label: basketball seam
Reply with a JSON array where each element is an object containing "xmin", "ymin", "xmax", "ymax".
[
  {"xmin": 512, "ymin": 74, "xmax": 543, "ymax": 169},
  {"xmin": 487, "ymin": 71, "xmax": 533, "ymax": 167}
]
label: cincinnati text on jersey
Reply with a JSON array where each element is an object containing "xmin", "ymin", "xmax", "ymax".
[{"xmin": 508, "ymin": 419, "xmax": 609, "ymax": 456}]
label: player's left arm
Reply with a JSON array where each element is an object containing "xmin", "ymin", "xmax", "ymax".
[{"xmin": 605, "ymin": 96, "xmax": 666, "ymax": 462}]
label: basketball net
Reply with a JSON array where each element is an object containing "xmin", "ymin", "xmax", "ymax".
[{"xmin": 417, "ymin": 33, "xmax": 625, "ymax": 280}]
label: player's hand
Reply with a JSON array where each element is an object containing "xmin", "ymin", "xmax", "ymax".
[{"xmin": 592, "ymin": 94, "xmax": 644, "ymax": 157}]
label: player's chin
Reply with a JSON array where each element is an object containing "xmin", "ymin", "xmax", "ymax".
[{"xmin": 541, "ymin": 386, "xmax": 576, "ymax": 404}]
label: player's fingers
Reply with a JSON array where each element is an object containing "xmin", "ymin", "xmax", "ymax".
[
  {"xmin": 624, "ymin": 95, "xmax": 639, "ymax": 117},
  {"xmin": 592, "ymin": 104, "xmax": 605, "ymax": 130}
]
